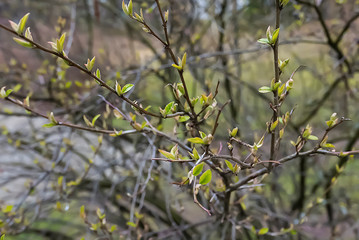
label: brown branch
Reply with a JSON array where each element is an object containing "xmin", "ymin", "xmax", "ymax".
[
  {"xmin": 227, "ymin": 146, "xmax": 359, "ymax": 192},
  {"xmin": 154, "ymin": 0, "xmax": 170, "ymax": 45},
  {"xmin": 335, "ymin": 12, "xmax": 359, "ymax": 45},
  {"xmin": 0, "ymin": 23, "xmax": 168, "ymax": 119},
  {"xmin": 153, "ymin": 0, "xmax": 197, "ymax": 119},
  {"xmin": 210, "ymin": 155, "xmax": 251, "ymax": 169},
  {"xmin": 269, "ymin": 0, "xmax": 281, "ymax": 171},
  {"xmin": 296, "ymin": 75, "xmax": 345, "ymax": 126},
  {"xmin": 4, "ymin": 96, "xmax": 117, "ymax": 134},
  {"xmin": 315, "ymin": 117, "xmax": 350, "ymax": 151},
  {"xmin": 211, "ymin": 100, "xmax": 230, "ymax": 136},
  {"xmin": 296, "ymin": 0, "xmax": 352, "ymax": 73}
]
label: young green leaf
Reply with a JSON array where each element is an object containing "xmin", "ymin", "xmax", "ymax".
[
  {"xmin": 57, "ymin": 33, "xmax": 66, "ymax": 53},
  {"xmin": 189, "ymin": 147, "xmax": 200, "ymax": 160},
  {"xmin": 323, "ymin": 143, "xmax": 335, "ymax": 148},
  {"xmin": 85, "ymin": 57, "xmax": 96, "ymax": 71},
  {"xmin": 122, "ymin": 84, "xmax": 134, "ymax": 94},
  {"xmin": 193, "ymin": 163, "xmax": 204, "ymax": 176},
  {"xmin": 225, "ymin": 160, "xmax": 234, "ymax": 171},
  {"xmin": 122, "ymin": 0, "xmax": 129, "ymax": 15},
  {"xmin": 142, "ymin": 26, "xmax": 151, "ymax": 33},
  {"xmin": 134, "ymin": 12, "xmax": 143, "ymax": 22},
  {"xmin": 3, "ymin": 205, "xmax": 13, "ymax": 213},
  {"xmin": 110, "ymin": 225, "xmax": 117, "ymax": 232},
  {"xmin": 57, "ymin": 176, "xmax": 63, "ymax": 186},
  {"xmin": 83, "ymin": 115, "xmax": 92, "ymax": 127},
  {"xmin": 187, "ymin": 137, "xmax": 205, "ymax": 144},
  {"xmin": 18, "ymin": 13, "xmax": 30, "ymax": 34},
  {"xmin": 9, "ymin": 20, "xmax": 19, "ymax": 32},
  {"xmin": 286, "ymin": 79, "xmax": 294, "ymax": 91},
  {"xmin": 271, "ymin": 28, "xmax": 280, "ymax": 44},
  {"xmin": 110, "ymin": 129, "xmax": 123, "ymax": 137},
  {"xmin": 13, "ymin": 37, "xmax": 33, "ymax": 48},
  {"xmin": 165, "ymin": 10, "xmax": 169, "ymax": 22},
  {"xmin": 49, "ymin": 112, "xmax": 57, "ymax": 124},
  {"xmin": 303, "ymin": 125, "xmax": 312, "ymax": 138},
  {"xmin": 96, "ymin": 68, "xmax": 101, "ymax": 80},
  {"xmin": 233, "ymin": 164, "xmax": 241, "ymax": 174},
  {"xmin": 115, "ymin": 81, "xmax": 122, "ymax": 95},
  {"xmin": 258, "ymin": 86, "xmax": 272, "ymax": 93},
  {"xmin": 279, "ymin": 58, "xmax": 290, "ymax": 71},
  {"xmin": 42, "ymin": 123, "xmax": 57, "ymax": 128},
  {"xmin": 24, "ymin": 27, "xmax": 33, "ymax": 41},
  {"xmin": 80, "ymin": 205, "xmax": 86, "ymax": 219},
  {"xmin": 127, "ymin": 221, "xmax": 137, "ymax": 227},
  {"xmin": 199, "ymin": 169, "xmax": 212, "ymax": 185},
  {"xmin": 170, "ymin": 144, "xmax": 178, "ymax": 157},
  {"xmin": 266, "ymin": 26, "xmax": 272, "ymax": 41},
  {"xmin": 230, "ymin": 127, "xmax": 239, "ymax": 137},
  {"xmin": 96, "ymin": 208, "xmax": 106, "ymax": 220},
  {"xmin": 177, "ymin": 83, "xmax": 185, "ymax": 95},
  {"xmin": 164, "ymin": 101, "xmax": 174, "ymax": 115},
  {"xmin": 257, "ymin": 38, "xmax": 270, "ymax": 44},
  {"xmin": 199, "ymin": 131, "xmax": 206, "ymax": 139},
  {"xmin": 278, "ymin": 83, "xmax": 286, "ymax": 96},
  {"xmin": 326, "ymin": 113, "xmax": 338, "ymax": 128},
  {"xmin": 127, "ymin": 0, "xmax": 133, "ymax": 16},
  {"xmin": 279, "ymin": 128, "xmax": 284, "ymax": 138},
  {"xmin": 92, "ymin": 114, "xmax": 101, "ymax": 127},
  {"xmin": 172, "ymin": 64, "xmax": 182, "ymax": 71},
  {"xmin": 258, "ymin": 228, "xmax": 269, "ymax": 235},
  {"xmin": 158, "ymin": 149, "xmax": 175, "ymax": 160},
  {"xmin": 90, "ymin": 223, "xmax": 99, "ymax": 231},
  {"xmin": 307, "ymin": 135, "xmax": 318, "ymax": 141},
  {"xmin": 0, "ymin": 87, "xmax": 13, "ymax": 98},
  {"xmin": 256, "ymin": 135, "xmax": 265, "ymax": 148},
  {"xmin": 270, "ymin": 119, "xmax": 279, "ymax": 132},
  {"xmin": 179, "ymin": 116, "xmax": 190, "ymax": 122},
  {"xmin": 24, "ymin": 95, "xmax": 30, "ymax": 107},
  {"xmin": 181, "ymin": 52, "xmax": 187, "ymax": 70}
]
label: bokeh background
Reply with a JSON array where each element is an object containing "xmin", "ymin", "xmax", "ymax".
[{"xmin": 0, "ymin": 0, "xmax": 359, "ymax": 239}]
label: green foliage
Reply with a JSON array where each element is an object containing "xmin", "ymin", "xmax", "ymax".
[
  {"xmin": 199, "ymin": 169, "xmax": 212, "ymax": 185},
  {"xmin": 258, "ymin": 26, "xmax": 280, "ymax": 46},
  {"xmin": 116, "ymin": 82, "xmax": 134, "ymax": 96},
  {"xmin": 258, "ymin": 227, "xmax": 269, "ymax": 235},
  {"xmin": 0, "ymin": 87, "xmax": 13, "ymax": 98},
  {"xmin": 85, "ymin": 57, "xmax": 96, "ymax": 71},
  {"xmin": 9, "ymin": 13, "xmax": 30, "ymax": 34},
  {"xmin": 189, "ymin": 147, "xmax": 200, "ymax": 160},
  {"xmin": 187, "ymin": 132, "xmax": 213, "ymax": 145},
  {"xmin": 172, "ymin": 52, "xmax": 187, "ymax": 71},
  {"xmin": 192, "ymin": 163, "xmax": 204, "ymax": 176}
]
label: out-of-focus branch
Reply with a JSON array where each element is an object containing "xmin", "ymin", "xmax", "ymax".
[{"xmin": 0, "ymin": 23, "xmax": 174, "ymax": 119}]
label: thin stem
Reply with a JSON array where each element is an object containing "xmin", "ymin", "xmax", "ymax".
[
  {"xmin": 153, "ymin": 0, "xmax": 197, "ymax": 119},
  {"xmin": 335, "ymin": 12, "xmax": 359, "ymax": 45},
  {"xmin": 0, "ymin": 23, "xmax": 170, "ymax": 119},
  {"xmin": 154, "ymin": 0, "xmax": 170, "ymax": 45},
  {"xmin": 296, "ymin": 0, "xmax": 352, "ymax": 73},
  {"xmin": 211, "ymin": 100, "xmax": 230, "ymax": 136},
  {"xmin": 269, "ymin": 0, "xmax": 281, "ymax": 171}
]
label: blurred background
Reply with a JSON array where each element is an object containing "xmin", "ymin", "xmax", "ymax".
[{"xmin": 0, "ymin": 0, "xmax": 359, "ymax": 239}]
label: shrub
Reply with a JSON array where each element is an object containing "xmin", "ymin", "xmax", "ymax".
[{"xmin": 0, "ymin": 0, "xmax": 358, "ymax": 239}]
